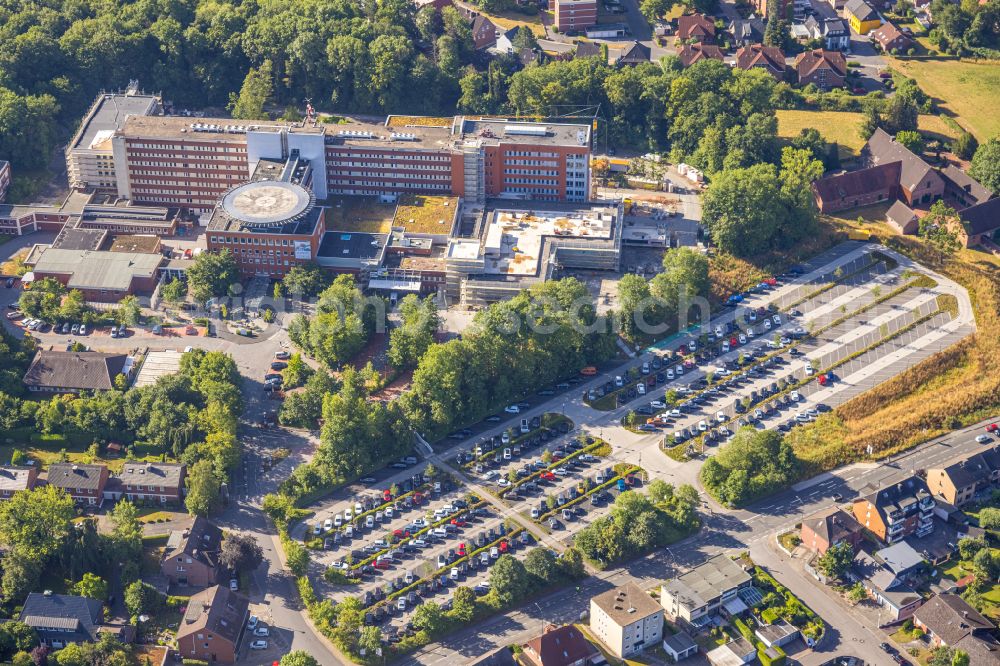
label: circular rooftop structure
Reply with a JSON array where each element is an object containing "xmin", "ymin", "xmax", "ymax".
[{"xmin": 220, "ymin": 180, "xmax": 315, "ymax": 227}]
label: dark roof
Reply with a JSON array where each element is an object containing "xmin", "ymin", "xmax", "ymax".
[
  {"xmin": 617, "ymin": 41, "xmax": 651, "ymax": 64},
  {"xmin": 523, "ymin": 625, "xmax": 598, "ymax": 666},
  {"xmin": 119, "ymin": 461, "xmax": 185, "ymax": 490},
  {"xmin": 857, "ymin": 475, "xmax": 932, "ymax": 517},
  {"xmin": 913, "ymin": 594, "xmax": 994, "ymax": 645},
  {"xmin": 795, "ymin": 49, "xmax": 847, "ymax": 78},
  {"xmin": 50, "ymin": 227, "xmax": 108, "ymax": 252},
  {"xmin": 575, "ymin": 41, "xmax": 602, "ymax": 59},
  {"xmin": 23, "ymin": 350, "xmax": 129, "ymax": 391},
  {"xmin": 677, "ymin": 13, "xmax": 716, "ymax": 40},
  {"xmin": 845, "ymin": 0, "xmax": 879, "ymax": 21},
  {"xmin": 935, "ymin": 445, "xmax": 1000, "ymax": 489},
  {"xmin": 729, "ymin": 18, "xmax": 764, "ymax": 43},
  {"xmin": 887, "ymin": 199, "xmax": 916, "ymax": 224},
  {"xmin": 663, "ymin": 631, "xmax": 698, "ymax": 654},
  {"xmin": 864, "ymin": 128, "xmax": 935, "ymax": 191},
  {"xmin": 678, "ymin": 43, "xmax": 724, "ymax": 67},
  {"xmin": 824, "ymin": 18, "xmax": 850, "ymax": 36},
  {"xmin": 735, "ymin": 44, "xmax": 786, "ymax": 73},
  {"xmin": 953, "ymin": 634, "xmax": 1000, "ymax": 665},
  {"xmin": 472, "ymin": 14, "xmax": 496, "ymax": 36},
  {"xmin": 959, "ymin": 198, "xmax": 1000, "ymax": 236},
  {"xmin": 177, "ymin": 585, "xmax": 249, "ymax": 645},
  {"xmin": 20, "ymin": 593, "xmax": 104, "ymax": 643},
  {"xmin": 802, "ymin": 506, "xmax": 863, "ymax": 545},
  {"xmin": 812, "ymin": 162, "xmax": 902, "ymax": 202},
  {"xmin": 47, "ymin": 463, "xmax": 108, "ymax": 492},
  {"xmin": 165, "ymin": 516, "xmax": 223, "ymax": 570},
  {"xmin": 942, "ymin": 165, "xmax": 993, "ymax": 206}
]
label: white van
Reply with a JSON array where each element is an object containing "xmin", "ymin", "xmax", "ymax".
[
  {"xmin": 716, "ymin": 411, "xmax": 726, "ymax": 423},
  {"xmin": 637, "ymin": 383, "xmax": 646, "ymax": 396}
]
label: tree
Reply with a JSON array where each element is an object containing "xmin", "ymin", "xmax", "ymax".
[
  {"xmin": 280, "ymin": 651, "xmax": 320, "ymax": 666},
  {"xmin": 219, "ymin": 532, "xmax": 265, "ymax": 575},
  {"xmin": 281, "ymin": 353, "xmax": 312, "ymax": 389},
  {"xmin": 699, "ymin": 428, "xmax": 800, "ymax": 506},
  {"xmin": 702, "ymin": 164, "xmax": 786, "ymax": 257},
  {"xmin": 388, "ymin": 294, "xmax": 440, "ymax": 369},
  {"xmin": 895, "ymin": 130, "xmax": 925, "ymax": 154},
  {"xmin": 282, "ymin": 263, "xmax": 330, "ymax": 298},
  {"xmin": 124, "ymin": 580, "xmax": 161, "ymax": 618},
  {"xmin": 285, "ymin": 539, "xmax": 310, "ymax": 576},
  {"xmin": 411, "ymin": 601, "xmax": 449, "ymax": 634},
  {"xmin": 450, "ymin": 585, "xmax": 477, "ymax": 622},
  {"xmin": 71, "ymin": 573, "xmax": 107, "ymax": 600},
  {"xmin": 116, "ymin": 295, "xmax": 142, "ymax": 326},
  {"xmin": 185, "ymin": 459, "xmax": 221, "ymax": 516},
  {"xmin": 229, "ymin": 60, "xmax": 274, "ymax": 120},
  {"xmin": 978, "ymin": 506, "xmax": 1000, "ymax": 529},
  {"xmin": 917, "ymin": 200, "xmax": 961, "ymax": 253},
  {"xmin": 617, "ymin": 273, "xmax": 655, "ymax": 340},
  {"xmin": 357, "ymin": 626, "xmax": 382, "ymax": 655},
  {"xmin": 958, "ymin": 536, "xmax": 987, "ymax": 560},
  {"xmin": 524, "ymin": 547, "xmax": 559, "ymax": 584},
  {"xmin": 648, "ymin": 478, "xmax": 675, "ymax": 504},
  {"xmin": 108, "ymin": 499, "xmax": 143, "ymax": 564},
  {"xmin": 186, "ymin": 250, "xmax": 239, "ymax": 304},
  {"xmin": 0, "ymin": 485, "xmax": 75, "ymax": 600},
  {"xmin": 160, "ymin": 278, "xmax": 187, "ymax": 305},
  {"xmin": 847, "ymin": 582, "xmax": 867, "ymax": 604},
  {"xmin": 969, "ymin": 137, "xmax": 1000, "ymax": 195},
  {"xmin": 816, "ymin": 541, "xmax": 854, "ymax": 579},
  {"xmin": 952, "ymin": 131, "xmax": 978, "ymax": 161}
]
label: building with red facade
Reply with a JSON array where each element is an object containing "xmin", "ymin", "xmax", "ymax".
[{"xmin": 554, "ymin": 0, "xmax": 598, "ymax": 32}]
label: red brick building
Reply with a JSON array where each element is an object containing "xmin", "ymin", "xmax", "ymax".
[
  {"xmin": 799, "ymin": 506, "xmax": 864, "ymax": 555},
  {"xmin": 0, "ymin": 466, "xmax": 38, "ymax": 500},
  {"xmin": 176, "ymin": 585, "xmax": 249, "ymax": 664},
  {"xmin": 794, "ymin": 49, "xmax": 847, "ymax": 89},
  {"xmin": 678, "ymin": 43, "xmax": 724, "ymax": 67},
  {"xmin": 811, "ymin": 161, "xmax": 902, "ymax": 213},
  {"xmin": 554, "ymin": 0, "xmax": 598, "ymax": 32},
  {"xmin": 676, "ymin": 14, "xmax": 716, "ymax": 42},
  {"xmin": 735, "ymin": 44, "xmax": 787, "ymax": 80},
  {"xmin": 46, "ymin": 463, "xmax": 110, "ymax": 506},
  {"xmin": 852, "ymin": 476, "xmax": 934, "ymax": 544},
  {"xmin": 161, "ymin": 517, "xmax": 223, "ymax": 588},
  {"xmin": 116, "ymin": 461, "xmax": 186, "ymax": 504}
]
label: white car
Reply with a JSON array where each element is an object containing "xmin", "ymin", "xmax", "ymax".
[
  {"xmin": 247, "ymin": 615, "xmax": 259, "ymax": 630},
  {"xmin": 697, "ymin": 420, "xmax": 707, "ymax": 432},
  {"xmin": 715, "ymin": 325, "xmax": 724, "ymax": 338},
  {"xmin": 749, "ymin": 310, "xmax": 757, "ymax": 322},
  {"xmin": 772, "ymin": 314, "xmax": 781, "ymax": 325},
  {"xmin": 412, "ymin": 518, "xmax": 427, "ymax": 528},
  {"xmin": 790, "ymin": 391, "xmax": 801, "ymax": 402},
  {"xmin": 553, "ymin": 467, "xmax": 568, "ymax": 476},
  {"xmin": 366, "ymin": 515, "xmax": 374, "ymax": 529},
  {"xmin": 312, "ymin": 524, "xmax": 322, "ymax": 535},
  {"xmin": 250, "ymin": 640, "xmax": 268, "ymax": 650},
  {"xmin": 229, "ymin": 578, "xmax": 238, "ymax": 591},
  {"xmin": 327, "ymin": 517, "xmax": 337, "ymax": 529},
  {"xmin": 497, "ymin": 478, "xmax": 510, "ymax": 487},
  {"xmin": 763, "ymin": 319, "xmax": 772, "ymax": 330},
  {"xmin": 722, "ymin": 341, "xmax": 730, "ymax": 353},
  {"xmin": 806, "ymin": 366, "xmax": 816, "ymax": 376},
  {"xmin": 253, "ymin": 627, "xmax": 270, "ymax": 637},
  {"xmin": 650, "ymin": 400, "xmax": 666, "ymax": 409},
  {"xmin": 716, "ymin": 411, "xmax": 726, "ymax": 423},
  {"xmin": 976, "ymin": 434, "xmax": 992, "ymax": 444},
  {"xmin": 79, "ymin": 324, "xmax": 88, "ymax": 335},
  {"xmin": 504, "ymin": 405, "xmax": 520, "ymax": 414},
  {"xmin": 344, "ymin": 508, "xmax": 353, "ymax": 520},
  {"xmin": 739, "ymin": 334, "xmax": 747, "ymax": 344}
]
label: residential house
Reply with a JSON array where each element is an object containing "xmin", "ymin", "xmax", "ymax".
[
  {"xmin": 114, "ymin": 461, "xmax": 186, "ymax": 504},
  {"xmin": 941, "ymin": 164, "xmax": 993, "ymax": 210},
  {"xmin": 791, "ymin": 22, "xmax": 812, "ymax": 42},
  {"xmin": 912, "ymin": 594, "xmax": 996, "ymax": 648},
  {"xmin": 616, "ymin": 41, "xmax": 651, "ymax": 65},
  {"xmin": 705, "ymin": 638, "xmax": 757, "ymax": 666},
  {"xmin": 660, "ymin": 553, "xmax": 753, "ymax": 624},
  {"xmin": 811, "ymin": 161, "xmax": 902, "ymax": 213},
  {"xmin": 735, "ymin": 44, "xmax": 787, "ymax": 80},
  {"xmin": 804, "ymin": 17, "xmax": 851, "ymax": 50},
  {"xmin": 886, "ymin": 199, "xmax": 919, "ymax": 234},
  {"xmin": 46, "ymin": 463, "xmax": 109, "ymax": 506},
  {"xmin": 861, "ymin": 128, "xmax": 946, "ymax": 206},
  {"xmin": 575, "ymin": 41, "xmax": 603, "ymax": 59},
  {"xmin": 496, "ymin": 26, "xmax": 531, "ymax": 54},
  {"xmin": 827, "ymin": 0, "xmax": 848, "ymax": 12},
  {"xmin": 754, "ymin": 620, "xmax": 801, "ymax": 648},
  {"xmin": 0, "ymin": 465, "xmax": 39, "ymax": 500},
  {"xmin": 521, "ymin": 624, "xmax": 600, "ymax": 666},
  {"xmin": 678, "ymin": 43, "xmax": 725, "ymax": 67},
  {"xmin": 676, "ymin": 14, "xmax": 716, "ymax": 43},
  {"xmin": 851, "ymin": 475, "xmax": 935, "ymax": 543},
  {"xmin": 19, "ymin": 592, "xmax": 132, "ymax": 649},
  {"xmin": 590, "ymin": 582, "xmax": 664, "ymax": 658},
  {"xmin": 23, "ymin": 350, "xmax": 131, "ymax": 394},
  {"xmin": 799, "ymin": 506, "xmax": 865, "ymax": 555},
  {"xmin": 844, "ymin": 0, "xmax": 882, "ymax": 34},
  {"xmin": 874, "ymin": 541, "xmax": 925, "ymax": 579},
  {"xmin": 471, "ymin": 15, "xmax": 499, "ymax": 49},
  {"xmin": 853, "ymin": 549, "xmax": 924, "ymax": 621},
  {"xmin": 925, "ymin": 445, "xmax": 1000, "ymax": 507},
  {"xmin": 176, "ymin": 585, "xmax": 249, "ymax": 664},
  {"xmin": 728, "ymin": 18, "xmax": 765, "ymax": 47},
  {"xmin": 794, "ymin": 49, "xmax": 847, "ymax": 89},
  {"xmin": 871, "ymin": 22, "xmax": 913, "ymax": 53},
  {"xmin": 954, "ymin": 198, "xmax": 1000, "ymax": 248},
  {"xmin": 662, "ymin": 631, "xmax": 699, "ymax": 662},
  {"xmin": 161, "ymin": 516, "xmax": 223, "ymax": 588}
]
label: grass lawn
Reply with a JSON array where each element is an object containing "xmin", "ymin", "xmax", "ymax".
[
  {"xmin": 889, "ymin": 57, "xmax": 1000, "ymax": 141},
  {"xmin": 480, "ymin": 8, "xmax": 545, "ymax": 36},
  {"xmin": 775, "ymin": 110, "xmax": 960, "ymax": 160},
  {"xmin": 327, "ymin": 196, "xmax": 396, "ymax": 233}
]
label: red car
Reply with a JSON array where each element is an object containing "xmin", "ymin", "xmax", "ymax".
[
  {"xmin": 393, "ymin": 528, "xmax": 410, "ymax": 539},
  {"xmin": 987, "ymin": 423, "xmax": 999, "ymax": 433},
  {"xmin": 374, "ymin": 560, "xmax": 391, "ymax": 570},
  {"xmin": 457, "ymin": 543, "xmax": 466, "ymax": 556},
  {"xmin": 451, "ymin": 518, "xmax": 466, "ymax": 528},
  {"xmin": 818, "ymin": 374, "xmax": 830, "ymax": 386},
  {"xmin": 383, "ymin": 489, "xmax": 392, "ymax": 502},
  {"xmin": 730, "ymin": 336, "xmax": 738, "ymax": 347},
  {"xmin": 412, "ymin": 492, "xmax": 424, "ymax": 504},
  {"xmin": 541, "ymin": 471, "xmax": 556, "ymax": 481},
  {"xmin": 765, "ymin": 277, "xmax": 777, "ymax": 286},
  {"xmin": 498, "ymin": 540, "xmax": 509, "ymax": 553}
]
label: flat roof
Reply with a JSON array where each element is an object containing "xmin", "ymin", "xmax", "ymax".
[
  {"xmin": 109, "ymin": 235, "xmax": 161, "ymax": 254},
  {"xmin": 392, "ymin": 195, "xmax": 460, "ymax": 235},
  {"xmin": 51, "ymin": 228, "xmax": 107, "ymax": 252},
  {"xmin": 481, "ymin": 206, "xmax": 616, "ymax": 276},
  {"xmin": 459, "ymin": 118, "xmax": 591, "ymax": 148},
  {"xmin": 317, "ymin": 231, "xmax": 385, "ymax": 261},
  {"xmin": 72, "ymin": 92, "xmax": 159, "ymax": 152},
  {"xmin": 31, "ymin": 248, "xmax": 162, "ymax": 291},
  {"xmin": 591, "ymin": 582, "xmax": 662, "ymax": 627},
  {"xmin": 327, "ymin": 197, "xmax": 396, "ymax": 234},
  {"xmin": 121, "ymin": 115, "xmax": 257, "ymax": 141}
]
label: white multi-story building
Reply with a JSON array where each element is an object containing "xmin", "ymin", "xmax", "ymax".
[{"xmin": 590, "ymin": 582, "xmax": 664, "ymax": 658}]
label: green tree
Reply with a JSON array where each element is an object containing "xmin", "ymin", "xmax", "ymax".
[
  {"xmin": 699, "ymin": 428, "xmax": 800, "ymax": 506},
  {"xmin": 280, "ymin": 651, "xmax": 320, "ymax": 666},
  {"xmin": 123, "ymin": 580, "xmax": 162, "ymax": 618},
  {"xmin": 285, "ymin": 539, "xmax": 310, "ymax": 576},
  {"xmin": 978, "ymin": 506, "xmax": 1000, "ymax": 529},
  {"xmin": 388, "ymin": 294, "xmax": 440, "ymax": 369},
  {"xmin": 917, "ymin": 200, "xmax": 961, "ymax": 253},
  {"xmin": 450, "ymin": 585, "xmax": 477, "ymax": 622},
  {"xmin": 702, "ymin": 164, "xmax": 786, "ymax": 256},
  {"xmin": 160, "ymin": 278, "xmax": 187, "ymax": 305},
  {"xmin": 186, "ymin": 250, "xmax": 239, "ymax": 304},
  {"xmin": 969, "ymin": 137, "xmax": 1000, "ymax": 195},
  {"xmin": 411, "ymin": 601, "xmax": 449, "ymax": 634},
  {"xmin": 895, "ymin": 130, "xmax": 925, "ymax": 154},
  {"xmin": 489, "ymin": 554, "xmax": 531, "ymax": 605},
  {"xmin": 951, "ymin": 131, "xmax": 978, "ymax": 161},
  {"xmin": 219, "ymin": 532, "xmax": 265, "ymax": 574},
  {"xmin": 71, "ymin": 573, "xmax": 107, "ymax": 600},
  {"xmin": 816, "ymin": 541, "xmax": 854, "ymax": 579},
  {"xmin": 357, "ymin": 626, "xmax": 382, "ymax": 655},
  {"xmin": 847, "ymin": 582, "xmax": 867, "ymax": 604},
  {"xmin": 115, "ymin": 295, "xmax": 142, "ymax": 326},
  {"xmin": 229, "ymin": 60, "xmax": 274, "ymax": 120},
  {"xmin": 282, "ymin": 263, "xmax": 330, "ymax": 298},
  {"xmin": 281, "ymin": 353, "xmax": 312, "ymax": 389},
  {"xmin": 185, "ymin": 459, "xmax": 221, "ymax": 516},
  {"xmin": 523, "ymin": 547, "xmax": 559, "ymax": 584}
]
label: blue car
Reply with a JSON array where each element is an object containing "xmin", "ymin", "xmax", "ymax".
[{"xmin": 617, "ymin": 478, "xmax": 627, "ymax": 492}]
